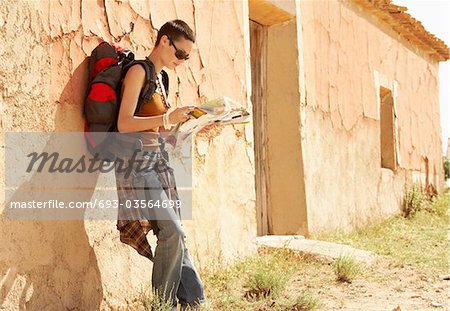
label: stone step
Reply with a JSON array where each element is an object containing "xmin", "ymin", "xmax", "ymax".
[{"xmin": 255, "ymin": 235, "xmax": 377, "ymax": 265}]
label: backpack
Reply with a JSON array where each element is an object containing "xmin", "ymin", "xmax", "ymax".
[{"xmin": 83, "ymin": 41, "xmax": 169, "ymax": 161}]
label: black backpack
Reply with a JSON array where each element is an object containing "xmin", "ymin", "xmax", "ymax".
[{"xmin": 83, "ymin": 42, "xmax": 169, "ymax": 161}]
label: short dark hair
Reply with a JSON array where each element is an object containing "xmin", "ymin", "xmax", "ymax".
[{"xmin": 155, "ymin": 20, "xmax": 195, "ymax": 46}]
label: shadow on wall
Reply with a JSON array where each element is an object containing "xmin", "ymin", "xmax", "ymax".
[{"xmin": 0, "ymin": 60, "xmax": 104, "ymax": 309}]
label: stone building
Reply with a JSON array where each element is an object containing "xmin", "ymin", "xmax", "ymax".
[
  {"xmin": 252, "ymin": 0, "xmax": 449, "ymax": 236},
  {"xmin": 447, "ymin": 138, "xmax": 450, "ymax": 159},
  {"xmin": 0, "ymin": 0, "xmax": 448, "ymax": 309}
]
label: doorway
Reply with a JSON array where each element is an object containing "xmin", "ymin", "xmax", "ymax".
[{"xmin": 249, "ymin": 16, "xmax": 308, "ymax": 236}]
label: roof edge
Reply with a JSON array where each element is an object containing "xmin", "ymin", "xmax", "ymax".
[{"xmin": 353, "ymin": 0, "xmax": 449, "ymax": 62}]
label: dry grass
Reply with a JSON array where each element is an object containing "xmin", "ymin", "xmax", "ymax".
[
  {"xmin": 200, "ymin": 248, "xmax": 322, "ymax": 311},
  {"xmin": 332, "ymin": 255, "xmax": 361, "ymax": 283},
  {"xmin": 120, "ymin": 192, "xmax": 449, "ymax": 310},
  {"xmin": 315, "ymin": 192, "xmax": 449, "ymax": 275},
  {"xmin": 284, "ymin": 291, "xmax": 322, "ymax": 311}
]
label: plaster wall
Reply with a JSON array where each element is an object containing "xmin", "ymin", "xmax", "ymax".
[
  {"xmin": 0, "ymin": 0, "xmax": 256, "ymax": 309},
  {"xmin": 298, "ymin": 0, "xmax": 443, "ymax": 232}
]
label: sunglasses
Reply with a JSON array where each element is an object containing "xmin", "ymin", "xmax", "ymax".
[{"xmin": 168, "ymin": 37, "xmax": 190, "ymax": 60}]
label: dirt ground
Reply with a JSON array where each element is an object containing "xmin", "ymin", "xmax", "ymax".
[{"xmin": 282, "ymin": 256, "xmax": 449, "ymax": 311}]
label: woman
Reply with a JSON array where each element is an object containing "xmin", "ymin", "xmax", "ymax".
[{"xmin": 114, "ymin": 20, "xmax": 205, "ymax": 310}]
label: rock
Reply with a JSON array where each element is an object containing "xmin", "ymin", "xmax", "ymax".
[
  {"xmin": 430, "ymin": 301, "xmax": 443, "ymax": 308},
  {"xmin": 439, "ymin": 274, "xmax": 450, "ymax": 280},
  {"xmin": 392, "ymin": 306, "xmax": 401, "ymax": 311},
  {"xmin": 419, "ymin": 274, "xmax": 433, "ymax": 282}
]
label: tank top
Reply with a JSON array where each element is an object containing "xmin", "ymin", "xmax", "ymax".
[
  {"xmin": 137, "ymin": 84, "xmax": 169, "ymax": 146},
  {"xmin": 121, "ymin": 69, "xmax": 169, "ymax": 146}
]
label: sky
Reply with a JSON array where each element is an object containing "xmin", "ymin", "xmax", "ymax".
[{"xmin": 393, "ymin": 0, "xmax": 450, "ymax": 155}]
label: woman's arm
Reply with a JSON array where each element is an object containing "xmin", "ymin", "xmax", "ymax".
[
  {"xmin": 117, "ymin": 65, "xmax": 163, "ymax": 133},
  {"xmin": 117, "ymin": 65, "xmax": 195, "ymax": 133}
]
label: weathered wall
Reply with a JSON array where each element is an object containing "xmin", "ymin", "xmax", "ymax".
[
  {"xmin": 0, "ymin": 0, "xmax": 256, "ymax": 309},
  {"xmin": 298, "ymin": 0, "xmax": 443, "ymax": 233}
]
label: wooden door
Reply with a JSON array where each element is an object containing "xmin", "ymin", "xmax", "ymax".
[{"xmin": 250, "ymin": 20, "xmax": 270, "ymax": 235}]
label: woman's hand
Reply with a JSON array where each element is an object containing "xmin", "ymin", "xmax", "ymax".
[{"xmin": 168, "ymin": 106, "xmax": 195, "ymax": 124}]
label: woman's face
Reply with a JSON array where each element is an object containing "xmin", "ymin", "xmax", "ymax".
[{"xmin": 161, "ymin": 35, "xmax": 193, "ymax": 70}]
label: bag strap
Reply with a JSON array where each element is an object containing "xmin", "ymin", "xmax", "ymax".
[
  {"xmin": 121, "ymin": 59, "xmax": 157, "ymax": 116},
  {"xmin": 138, "ymin": 59, "xmax": 157, "ymax": 115},
  {"xmin": 160, "ymin": 70, "xmax": 169, "ymax": 97}
]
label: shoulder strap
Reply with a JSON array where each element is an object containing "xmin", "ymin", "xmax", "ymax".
[
  {"xmin": 121, "ymin": 59, "xmax": 157, "ymax": 116},
  {"xmin": 160, "ymin": 70, "xmax": 169, "ymax": 97}
]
